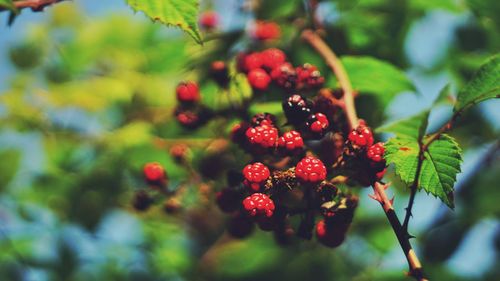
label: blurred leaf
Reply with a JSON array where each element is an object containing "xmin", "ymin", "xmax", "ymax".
[
  {"xmin": 256, "ymin": 0, "xmax": 302, "ymax": 19},
  {"xmin": 0, "ymin": 0, "xmax": 15, "ymax": 12},
  {"xmin": 454, "ymin": 54, "xmax": 500, "ymax": 113},
  {"xmin": 126, "ymin": 0, "xmax": 202, "ymax": 44},
  {"xmin": 337, "ymin": 56, "xmax": 416, "ymax": 107},
  {"xmin": 385, "ymin": 134, "xmax": 462, "ymax": 208},
  {"xmin": 104, "ymin": 121, "xmax": 153, "ymax": 149},
  {"xmin": 248, "ymin": 102, "xmax": 283, "ymax": 117},
  {"xmin": 410, "ymin": 0, "xmax": 465, "ymax": 13},
  {"xmin": 228, "ymin": 73, "xmax": 253, "ymax": 106},
  {"xmin": 433, "ymin": 84, "xmax": 455, "ymax": 106},
  {"xmin": 0, "ymin": 150, "xmax": 20, "ymax": 190},
  {"xmin": 376, "ymin": 110, "xmax": 429, "ymax": 140}
]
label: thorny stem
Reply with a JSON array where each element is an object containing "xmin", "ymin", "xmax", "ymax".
[
  {"xmin": 302, "ymin": 29, "xmax": 427, "ymax": 280},
  {"xmin": 301, "ymin": 29, "xmax": 359, "ymax": 130}
]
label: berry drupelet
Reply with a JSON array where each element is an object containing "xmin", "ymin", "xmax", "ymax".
[
  {"xmin": 295, "ymin": 156, "xmax": 327, "ymax": 183},
  {"xmin": 243, "ymin": 162, "xmax": 271, "ymax": 191},
  {"xmin": 242, "ymin": 193, "xmax": 275, "ymax": 217}
]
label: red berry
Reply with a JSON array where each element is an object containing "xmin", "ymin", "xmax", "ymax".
[
  {"xmin": 242, "ymin": 193, "xmax": 275, "ymax": 217},
  {"xmin": 295, "ymin": 156, "xmax": 327, "ymax": 183},
  {"xmin": 307, "ymin": 113, "xmax": 329, "ymax": 135},
  {"xmin": 143, "ymin": 162, "xmax": 167, "ymax": 186},
  {"xmin": 176, "ymin": 81, "xmax": 200, "ymax": 103},
  {"xmin": 315, "ymin": 219, "xmax": 347, "ymax": 248},
  {"xmin": 199, "ymin": 11, "xmax": 218, "ymax": 29},
  {"xmin": 175, "ymin": 109, "xmax": 200, "ymax": 128},
  {"xmin": 296, "ymin": 63, "xmax": 325, "ymax": 89},
  {"xmin": 367, "ymin": 142, "xmax": 385, "ymax": 162},
  {"xmin": 260, "ymin": 48, "xmax": 286, "ymax": 70},
  {"xmin": 278, "ymin": 130, "xmax": 304, "ymax": 152},
  {"xmin": 170, "ymin": 144, "xmax": 189, "ymax": 163},
  {"xmin": 247, "ymin": 68, "xmax": 271, "ymax": 90},
  {"xmin": 243, "ymin": 162, "xmax": 270, "ymax": 191},
  {"xmin": 242, "ymin": 52, "xmax": 263, "ymax": 72},
  {"xmin": 251, "ymin": 21, "xmax": 281, "ymax": 41},
  {"xmin": 245, "ymin": 124, "xmax": 278, "ymax": 149},
  {"xmin": 270, "ymin": 62, "xmax": 297, "ymax": 89},
  {"xmin": 348, "ymin": 123, "xmax": 374, "ymax": 148}
]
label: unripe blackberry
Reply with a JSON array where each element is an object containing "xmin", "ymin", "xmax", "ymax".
[
  {"xmin": 250, "ymin": 112, "xmax": 276, "ymax": 127},
  {"xmin": 176, "ymin": 81, "xmax": 200, "ymax": 103},
  {"xmin": 242, "ymin": 193, "xmax": 275, "ymax": 217},
  {"xmin": 270, "ymin": 63, "xmax": 297, "ymax": 89},
  {"xmin": 306, "ymin": 113, "xmax": 330, "ymax": 137},
  {"xmin": 296, "ymin": 63, "xmax": 325, "ymax": 89},
  {"xmin": 245, "ymin": 124, "xmax": 278, "ymax": 149},
  {"xmin": 247, "ymin": 68, "xmax": 271, "ymax": 90},
  {"xmin": 260, "ymin": 48, "xmax": 286, "ymax": 71},
  {"xmin": 199, "ymin": 11, "xmax": 219, "ymax": 30},
  {"xmin": 348, "ymin": 122, "xmax": 374, "ymax": 148},
  {"xmin": 278, "ymin": 130, "xmax": 304, "ymax": 153},
  {"xmin": 367, "ymin": 142, "xmax": 385, "ymax": 163},
  {"xmin": 295, "ymin": 156, "xmax": 327, "ymax": 183},
  {"xmin": 282, "ymin": 94, "xmax": 313, "ymax": 125},
  {"xmin": 243, "ymin": 162, "xmax": 270, "ymax": 191},
  {"xmin": 143, "ymin": 162, "xmax": 167, "ymax": 186},
  {"xmin": 251, "ymin": 21, "xmax": 281, "ymax": 41}
]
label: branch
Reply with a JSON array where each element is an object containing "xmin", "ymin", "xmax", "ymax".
[
  {"xmin": 302, "ymin": 29, "xmax": 427, "ymax": 280},
  {"xmin": 0, "ymin": 0, "xmax": 65, "ymax": 12},
  {"xmin": 301, "ymin": 29, "xmax": 359, "ymax": 129}
]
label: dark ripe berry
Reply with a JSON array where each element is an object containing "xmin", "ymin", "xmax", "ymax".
[
  {"xmin": 316, "ymin": 219, "xmax": 348, "ymax": 248},
  {"xmin": 367, "ymin": 142, "xmax": 385, "ymax": 163},
  {"xmin": 348, "ymin": 122, "xmax": 374, "ymax": 148},
  {"xmin": 176, "ymin": 81, "xmax": 200, "ymax": 103},
  {"xmin": 251, "ymin": 112, "xmax": 276, "ymax": 127},
  {"xmin": 282, "ymin": 94, "xmax": 312, "ymax": 125},
  {"xmin": 242, "ymin": 52, "xmax": 263, "ymax": 72},
  {"xmin": 230, "ymin": 122, "xmax": 251, "ymax": 144},
  {"xmin": 132, "ymin": 190, "xmax": 153, "ymax": 211},
  {"xmin": 320, "ymin": 132, "xmax": 344, "ymax": 166},
  {"xmin": 270, "ymin": 63, "xmax": 297, "ymax": 89},
  {"xmin": 260, "ymin": 48, "xmax": 286, "ymax": 71},
  {"xmin": 278, "ymin": 130, "xmax": 304, "ymax": 152},
  {"xmin": 251, "ymin": 21, "xmax": 281, "ymax": 41},
  {"xmin": 210, "ymin": 60, "xmax": 229, "ymax": 86},
  {"xmin": 296, "ymin": 63, "xmax": 325, "ymax": 89},
  {"xmin": 245, "ymin": 124, "xmax": 278, "ymax": 149},
  {"xmin": 242, "ymin": 193, "xmax": 275, "ymax": 217},
  {"xmin": 199, "ymin": 11, "xmax": 219, "ymax": 30},
  {"xmin": 247, "ymin": 68, "xmax": 271, "ymax": 90},
  {"xmin": 316, "ymin": 181, "xmax": 338, "ymax": 202},
  {"xmin": 307, "ymin": 113, "xmax": 329, "ymax": 136},
  {"xmin": 243, "ymin": 162, "xmax": 270, "ymax": 191},
  {"xmin": 216, "ymin": 188, "xmax": 243, "ymax": 213},
  {"xmin": 295, "ymin": 156, "xmax": 327, "ymax": 183},
  {"xmin": 175, "ymin": 108, "xmax": 201, "ymax": 129},
  {"xmin": 227, "ymin": 213, "xmax": 255, "ymax": 238},
  {"xmin": 143, "ymin": 162, "xmax": 167, "ymax": 186}
]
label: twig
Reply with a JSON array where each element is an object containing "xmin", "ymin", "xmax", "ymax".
[
  {"xmin": 0, "ymin": 0, "xmax": 65, "ymax": 11},
  {"xmin": 302, "ymin": 29, "xmax": 427, "ymax": 280},
  {"xmin": 301, "ymin": 29, "xmax": 359, "ymax": 130}
]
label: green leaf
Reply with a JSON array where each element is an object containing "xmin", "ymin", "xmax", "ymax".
[
  {"xmin": 376, "ymin": 111, "xmax": 429, "ymax": 141},
  {"xmin": 454, "ymin": 55, "xmax": 500, "ymax": 113},
  {"xmin": 125, "ymin": 0, "xmax": 202, "ymax": 44},
  {"xmin": 0, "ymin": 149, "xmax": 21, "ymax": 190},
  {"xmin": 249, "ymin": 102, "xmax": 283, "ymax": 117},
  {"xmin": 433, "ymin": 84, "xmax": 455, "ymax": 106},
  {"xmin": 338, "ymin": 56, "xmax": 416, "ymax": 107},
  {"xmin": 385, "ymin": 134, "xmax": 463, "ymax": 208}
]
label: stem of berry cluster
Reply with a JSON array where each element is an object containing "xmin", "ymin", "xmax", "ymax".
[
  {"xmin": 0, "ymin": 0, "xmax": 64, "ymax": 11},
  {"xmin": 301, "ymin": 29, "xmax": 427, "ymax": 281}
]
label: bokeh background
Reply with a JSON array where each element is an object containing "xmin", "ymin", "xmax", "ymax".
[{"xmin": 0, "ymin": 0, "xmax": 499, "ymax": 280}]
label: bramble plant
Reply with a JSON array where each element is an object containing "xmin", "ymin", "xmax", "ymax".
[{"xmin": 0, "ymin": 0, "xmax": 499, "ymax": 280}]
